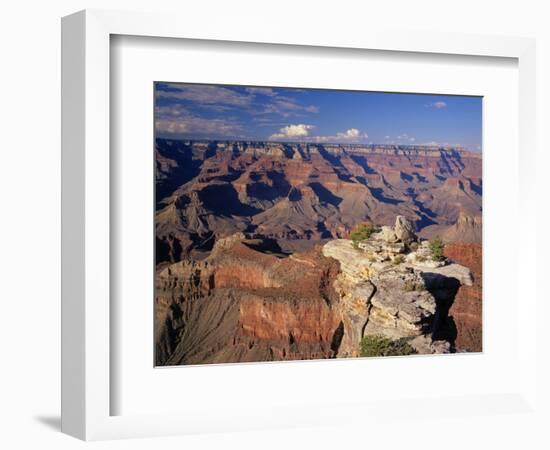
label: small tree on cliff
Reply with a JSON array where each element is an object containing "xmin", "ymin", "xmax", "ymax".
[
  {"xmin": 429, "ymin": 236, "xmax": 445, "ymax": 262},
  {"xmin": 350, "ymin": 222, "xmax": 376, "ymax": 248},
  {"xmin": 360, "ymin": 335, "xmax": 417, "ymax": 357}
]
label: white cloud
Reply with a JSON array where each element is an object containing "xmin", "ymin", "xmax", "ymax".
[
  {"xmin": 313, "ymin": 128, "xmax": 368, "ymax": 143},
  {"xmin": 426, "ymin": 101, "xmax": 447, "ymax": 109},
  {"xmin": 156, "ymin": 115, "xmax": 243, "ymax": 137},
  {"xmin": 338, "ymin": 128, "xmax": 360, "ymax": 139},
  {"xmin": 155, "ymin": 99, "xmax": 245, "ymax": 138},
  {"xmin": 269, "ymin": 124, "xmax": 314, "ymax": 140},
  {"xmin": 155, "ymin": 104, "xmax": 189, "ymax": 117},
  {"xmin": 270, "ymin": 126, "xmax": 368, "ymax": 143}
]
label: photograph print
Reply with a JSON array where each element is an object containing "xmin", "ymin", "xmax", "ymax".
[{"xmin": 154, "ymin": 82, "xmax": 482, "ymax": 366}]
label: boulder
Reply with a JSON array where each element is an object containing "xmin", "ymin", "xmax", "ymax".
[
  {"xmin": 394, "ymin": 216, "xmax": 417, "ymax": 244},
  {"xmin": 374, "ymin": 225, "xmax": 398, "ymax": 243}
]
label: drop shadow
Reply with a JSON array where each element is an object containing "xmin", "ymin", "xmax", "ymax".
[{"xmin": 34, "ymin": 415, "xmax": 61, "ymax": 432}]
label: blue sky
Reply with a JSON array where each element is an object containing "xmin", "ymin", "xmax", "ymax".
[{"xmin": 155, "ymin": 82, "xmax": 482, "ymax": 151}]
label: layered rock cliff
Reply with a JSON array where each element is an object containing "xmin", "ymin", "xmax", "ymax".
[
  {"xmin": 443, "ymin": 243, "xmax": 482, "ymax": 352},
  {"xmin": 156, "ymin": 217, "xmax": 475, "ymax": 365},
  {"xmin": 155, "ymin": 139, "xmax": 482, "ymax": 262},
  {"xmin": 155, "ymin": 233, "xmax": 343, "ymax": 365}
]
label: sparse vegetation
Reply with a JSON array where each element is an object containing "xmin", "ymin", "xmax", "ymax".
[
  {"xmin": 350, "ymin": 222, "xmax": 376, "ymax": 249},
  {"xmin": 404, "ymin": 280, "xmax": 426, "ymax": 292},
  {"xmin": 429, "ymin": 236, "xmax": 445, "ymax": 262},
  {"xmin": 360, "ymin": 335, "xmax": 417, "ymax": 357},
  {"xmin": 416, "ymin": 255, "xmax": 427, "ymax": 263},
  {"xmin": 408, "ymin": 241, "xmax": 419, "ymax": 251},
  {"xmin": 393, "ymin": 255, "xmax": 405, "ymax": 265}
]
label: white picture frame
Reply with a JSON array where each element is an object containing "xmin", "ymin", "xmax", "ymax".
[{"xmin": 61, "ymin": 9, "xmax": 537, "ymax": 441}]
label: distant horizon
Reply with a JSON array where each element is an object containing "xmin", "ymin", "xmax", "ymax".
[
  {"xmin": 155, "ymin": 136, "xmax": 480, "ymax": 153},
  {"xmin": 155, "ymin": 82, "xmax": 482, "ymax": 152}
]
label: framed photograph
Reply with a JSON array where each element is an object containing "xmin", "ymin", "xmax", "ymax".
[
  {"xmin": 62, "ymin": 9, "xmax": 537, "ymax": 440},
  {"xmin": 153, "ymin": 82, "xmax": 483, "ymax": 366}
]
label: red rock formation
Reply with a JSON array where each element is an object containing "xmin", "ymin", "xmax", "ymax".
[
  {"xmin": 444, "ymin": 243, "xmax": 482, "ymax": 352},
  {"xmin": 238, "ymin": 295, "xmax": 341, "ymax": 355},
  {"xmin": 155, "ymin": 140, "xmax": 482, "ymax": 261},
  {"xmin": 155, "ymin": 235, "xmax": 342, "ymax": 365}
]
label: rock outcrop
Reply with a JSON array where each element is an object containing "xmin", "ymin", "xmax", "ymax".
[
  {"xmin": 394, "ymin": 215, "xmax": 417, "ymax": 244},
  {"xmin": 441, "ymin": 213, "xmax": 482, "ymax": 244},
  {"xmin": 323, "ymin": 217, "xmax": 472, "ymax": 355}
]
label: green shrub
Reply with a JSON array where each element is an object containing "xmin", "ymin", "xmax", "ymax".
[
  {"xmin": 393, "ymin": 255, "xmax": 405, "ymax": 265},
  {"xmin": 404, "ymin": 280, "xmax": 426, "ymax": 292},
  {"xmin": 409, "ymin": 241, "xmax": 419, "ymax": 251},
  {"xmin": 429, "ymin": 236, "xmax": 445, "ymax": 262},
  {"xmin": 350, "ymin": 223, "xmax": 375, "ymax": 248},
  {"xmin": 360, "ymin": 335, "xmax": 417, "ymax": 357}
]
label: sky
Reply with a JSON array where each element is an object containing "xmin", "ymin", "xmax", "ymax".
[{"xmin": 155, "ymin": 82, "xmax": 482, "ymax": 151}]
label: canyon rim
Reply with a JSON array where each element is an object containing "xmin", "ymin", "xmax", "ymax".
[{"xmin": 154, "ymin": 82, "xmax": 483, "ymax": 366}]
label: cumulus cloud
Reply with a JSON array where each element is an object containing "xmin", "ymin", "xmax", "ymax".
[
  {"xmin": 426, "ymin": 101, "xmax": 447, "ymax": 109},
  {"xmin": 339, "ymin": 128, "xmax": 360, "ymax": 139},
  {"xmin": 269, "ymin": 126, "xmax": 368, "ymax": 143},
  {"xmin": 318, "ymin": 128, "xmax": 369, "ymax": 142},
  {"xmin": 314, "ymin": 128, "xmax": 368, "ymax": 143},
  {"xmin": 269, "ymin": 124, "xmax": 314, "ymax": 140}
]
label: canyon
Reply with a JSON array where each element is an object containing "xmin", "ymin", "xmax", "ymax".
[{"xmin": 155, "ymin": 140, "xmax": 483, "ymax": 365}]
